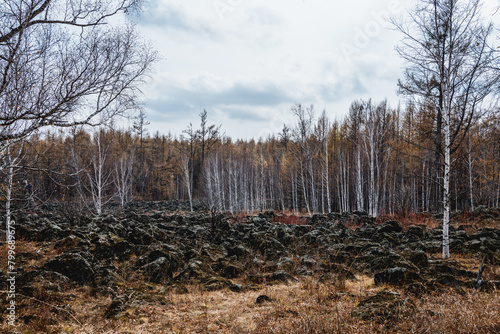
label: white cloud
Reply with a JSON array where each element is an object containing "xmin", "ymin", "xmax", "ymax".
[{"xmin": 130, "ymin": 0, "xmax": 500, "ymax": 139}]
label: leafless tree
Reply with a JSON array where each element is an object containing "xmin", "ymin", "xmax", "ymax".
[
  {"xmin": 179, "ymin": 151, "xmax": 193, "ymax": 212},
  {"xmin": 114, "ymin": 151, "xmax": 134, "ymax": 207},
  {"xmin": 86, "ymin": 128, "xmax": 113, "ymax": 215},
  {"xmin": 0, "ymin": 139, "xmax": 25, "ymax": 229},
  {"xmin": 133, "ymin": 108, "xmax": 150, "ymax": 195},
  {"xmin": 291, "ymin": 104, "xmax": 316, "ymax": 217},
  {"xmin": 394, "ymin": 0, "xmax": 500, "ymax": 258},
  {"xmin": 0, "ymin": 0, "xmax": 156, "ymax": 144}
]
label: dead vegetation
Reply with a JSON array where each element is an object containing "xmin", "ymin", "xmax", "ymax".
[{"xmin": 1, "ymin": 239, "xmax": 499, "ymax": 333}]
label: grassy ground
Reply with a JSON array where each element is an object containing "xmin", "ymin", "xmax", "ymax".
[
  {"xmin": 1, "ymin": 241, "xmax": 499, "ymax": 333},
  {"xmin": 2, "ymin": 210, "xmax": 500, "ymax": 333}
]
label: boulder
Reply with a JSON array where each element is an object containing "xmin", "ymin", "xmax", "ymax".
[
  {"xmin": 256, "ymin": 295, "xmax": 272, "ymax": 304},
  {"xmin": 44, "ymin": 252, "xmax": 95, "ymax": 284},
  {"xmin": 376, "ymin": 220, "xmax": 403, "ymax": 234},
  {"xmin": 402, "ymin": 249, "xmax": 429, "ymax": 268},
  {"xmin": 267, "ymin": 270, "xmax": 297, "ymax": 283},
  {"xmin": 140, "ymin": 257, "xmax": 172, "ymax": 283},
  {"xmin": 406, "ymin": 225, "xmax": 424, "ymax": 239},
  {"xmin": 374, "ymin": 267, "xmax": 420, "ymax": 286}
]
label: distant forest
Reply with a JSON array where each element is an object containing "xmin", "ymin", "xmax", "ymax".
[{"xmin": 4, "ymin": 102, "xmax": 499, "ymax": 216}]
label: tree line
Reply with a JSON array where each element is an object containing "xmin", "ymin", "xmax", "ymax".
[{"xmin": 3, "ymin": 101, "xmax": 498, "ymax": 217}]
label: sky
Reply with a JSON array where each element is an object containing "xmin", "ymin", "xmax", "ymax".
[{"xmin": 128, "ymin": 0, "xmax": 500, "ymax": 140}]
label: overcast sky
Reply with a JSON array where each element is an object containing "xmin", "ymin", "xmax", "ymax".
[{"xmin": 129, "ymin": 0, "xmax": 500, "ymax": 140}]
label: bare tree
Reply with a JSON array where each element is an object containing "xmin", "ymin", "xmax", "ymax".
[
  {"xmin": 291, "ymin": 104, "xmax": 316, "ymax": 217},
  {"xmin": 133, "ymin": 109, "xmax": 150, "ymax": 195},
  {"xmin": 0, "ymin": 0, "xmax": 156, "ymax": 144},
  {"xmin": 348, "ymin": 101, "xmax": 366, "ymax": 212},
  {"xmin": 114, "ymin": 151, "xmax": 134, "ymax": 207},
  {"xmin": 316, "ymin": 110, "xmax": 331, "ymax": 213},
  {"xmin": 394, "ymin": 0, "xmax": 500, "ymax": 258},
  {"xmin": 179, "ymin": 151, "xmax": 193, "ymax": 212},
  {"xmin": 361, "ymin": 100, "xmax": 389, "ymax": 217},
  {"xmin": 1, "ymin": 140, "xmax": 25, "ymax": 229},
  {"xmin": 86, "ymin": 128, "xmax": 113, "ymax": 215}
]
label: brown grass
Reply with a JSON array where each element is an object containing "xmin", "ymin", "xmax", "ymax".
[
  {"xmin": 2, "ymin": 224, "xmax": 500, "ymax": 333},
  {"xmin": 2, "ymin": 266, "xmax": 499, "ymax": 333}
]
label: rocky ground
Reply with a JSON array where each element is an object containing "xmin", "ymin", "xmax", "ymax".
[{"xmin": 1, "ymin": 201, "xmax": 499, "ymax": 333}]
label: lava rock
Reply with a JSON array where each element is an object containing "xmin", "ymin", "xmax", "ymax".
[
  {"xmin": 374, "ymin": 267, "xmax": 420, "ymax": 286},
  {"xmin": 256, "ymin": 295, "xmax": 272, "ymax": 304},
  {"xmin": 44, "ymin": 252, "xmax": 95, "ymax": 284},
  {"xmin": 377, "ymin": 220, "xmax": 403, "ymax": 234}
]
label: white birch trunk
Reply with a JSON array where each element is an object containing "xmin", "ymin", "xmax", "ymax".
[
  {"xmin": 300, "ymin": 162, "xmax": 312, "ymax": 217},
  {"xmin": 114, "ymin": 155, "xmax": 133, "ymax": 207},
  {"xmin": 442, "ymin": 85, "xmax": 451, "ymax": 259},
  {"xmin": 467, "ymin": 134, "xmax": 474, "ymax": 211},
  {"xmin": 325, "ymin": 139, "xmax": 331, "ymax": 213},
  {"xmin": 356, "ymin": 148, "xmax": 364, "ymax": 211},
  {"xmin": 5, "ymin": 145, "xmax": 14, "ymax": 230}
]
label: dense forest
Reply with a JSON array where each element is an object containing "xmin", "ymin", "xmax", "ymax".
[{"xmin": 3, "ymin": 101, "xmax": 499, "ymax": 216}]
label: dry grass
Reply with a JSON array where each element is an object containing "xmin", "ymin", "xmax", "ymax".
[
  {"xmin": 2, "ymin": 266, "xmax": 499, "ymax": 333},
  {"xmin": 378, "ymin": 209, "xmax": 500, "ymax": 232},
  {"xmin": 2, "ymin": 223, "xmax": 500, "ymax": 333}
]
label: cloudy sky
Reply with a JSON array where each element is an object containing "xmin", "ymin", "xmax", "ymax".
[{"xmin": 129, "ymin": 0, "xmax": 500, "ymax": 140}]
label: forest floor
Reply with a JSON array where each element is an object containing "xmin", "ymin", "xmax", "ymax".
[{"xmin": 1, "ymin": 203, "xmax": 499, "ymax": 333}]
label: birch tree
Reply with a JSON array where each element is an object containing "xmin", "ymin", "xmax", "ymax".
[
  {"xmin": 1, "ymin": 140, "xmax": 25, "ymax": 229},
  {"xmin": 348, "ymin": 101, "xmax": 366, "ymax": 212},
  {"xmin": 114, "ymin": 152, "xmax": 134, "ymax": 207},
  {"xmin": 133, "ymin": 109, "xmax": 149, "ymax": 196},
  {"xmin": 394, "ymin": 0, "xmax": 500, "ymax": 258},
  {"xmin": 316, "ymin": 110, "xmax": 331, "ymax": 213},
  {"xmin": 291, "ymin": 104, "xmax": 316, "ymax": 216},
  {"xmin": 361, "ymin": 100, "xmax": 389, "ymax": 217},
  {"xmin": 180, "ymin": 151, "xmax": 193, "ymax": 212},
  {"xmin": 86, "ymin": 128, "xmax": 113, "ymax": 215}
]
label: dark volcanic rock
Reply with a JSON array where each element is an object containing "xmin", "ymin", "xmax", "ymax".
[
  {"xmin": 268, "ymin": 270, "xmax": 297, "ymax": 283},
  {"xmin": 93, "ymin": 233, "xmax": 133, "ymax": 260},
  {"xmin": 44, "ymin": 252, "xmax": 95, "ymax": 284},
  {"xmin": 227, "ymin": 244, "xmax": 250, "ymax": 259},
  {"xmin": 9, "ymin": 202, "xmax": 500, "ymax": 302},
  {"xmin": 256, "ymin": 295, "xmax": 272, "ymax": 304},
  {"xmin": 406, "ymin": 225, "xmax": 424, "ymax": 241},
  {"xmin": 219, "ymin": 262, "xmax": 244, "ymax": 279},
  {"xmin": 141, "ymin": 257, "xmax": 172, "ymax": 283},
  {"xmin": 174, "ymin": 258, "xmax": 215, "ymax": 282},
  {"xmin": 377, "ymin": 220, "xmax": 403, "ymax": 234},
  {"xmin": 430, "ymin": 274, "xmax": 465, "ymax": 287},
  {"xmin": 54, "ymin": 235, "xmax": 89, "ymax": 250},
  {"xmin": 39, "ymin": 222, "xmax": 71, "ymax": 241},
  {"xmin": 402, "ymin": 249, "xmax": 429, "ymax": 268},
  {"xmin": 374, "ymin": 267, "xmax": 420, "ymax": 286},
  {"xmin": 128, "ymin": 227, "xmax": 154, "ymax": 245}
]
